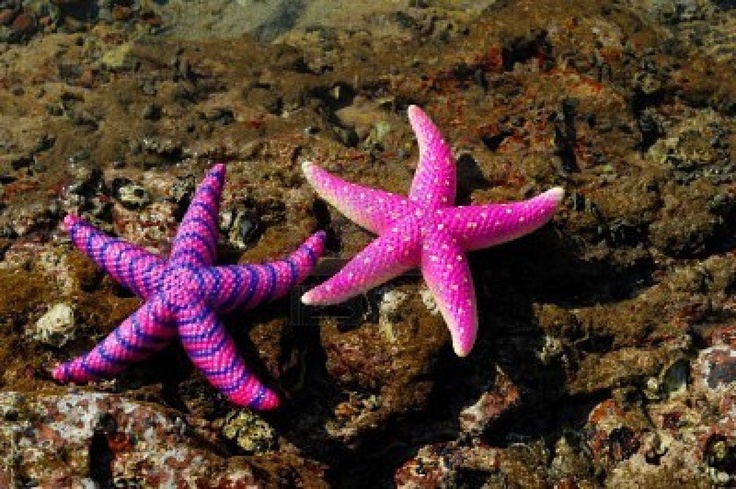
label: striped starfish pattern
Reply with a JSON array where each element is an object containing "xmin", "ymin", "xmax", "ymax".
[{"xmin": 52, "ymin": 164, "xmax": 325, "ymax": 410}]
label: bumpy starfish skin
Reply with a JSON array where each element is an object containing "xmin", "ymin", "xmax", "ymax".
[
  {"xmin": 53, "ymin": 164, "xmax": 326, "ymax": 409},
  {"xmin": 301, "ymin": 105, "xmax": 564, "ymax": 356}
]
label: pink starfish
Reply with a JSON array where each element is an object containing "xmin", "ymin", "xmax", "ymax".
[
  {"xmin": 301, "ymin": 106, "xmax": 564, "ymax": 356},
  {"xmin": 53, "ymin": 164, "xmax": 325, "ymax": 409}
]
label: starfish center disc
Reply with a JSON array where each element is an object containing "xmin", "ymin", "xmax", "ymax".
[
  {"xmin": 162, "ymin": 265, "xmax": 204, "ymax": 308},
  {"xmin": 418, "ymin": 212, "xmax": 446, "ymax": 236}
]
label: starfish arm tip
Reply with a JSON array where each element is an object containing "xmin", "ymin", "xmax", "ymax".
[
  {"xmin": 301, "ymin": 161, "xmax": 318, "ymax": 177},
  {"xmin": 453, "ymin": 341, "xmax": 473, "ymax": 358},
  {"xmin": 50, "ymin": 365, "xmax": 64, "ymax": 381},
  {"xmin": 448, "ymin": 320, "xmax": 476, "ymax": 357},
  {"xmin": 301, "ymin": 288, "xmax": 332, "ymax": 306},
  {"xmin": 62, "ymin": 214, "xmax": 80, "ymax": 229},
  {"xmin": 547, "ymin": 186, "xmax": 565, "ymax": 203},
  {"xmin": 300, "ymin": 291, "xmax": 316, "ymax": 305},
  {"xmin": 258, "ymin": 391, "xmax": 280, "ymax": 410},
  {"xmin": 407, "ymin": 105, "xmax": 427, "ymax": 128},
  {"xmin": 301, "ymin": 161, "xmax": 320, "ymax": 183}
]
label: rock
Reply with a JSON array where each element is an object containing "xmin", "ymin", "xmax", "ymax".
[
  {"xmin": 111, "ymin": 4, "xmax": 133, "ymax": 22},
  {"xmin": 395, "ymin": 441, "xmax": 549, "ymax": 487},
  {"xmin": 0, "ymin": 392, "xmax": 264, "ymax": 486},
  {"xmin": 10, "ymin": 12, "xmax": 36, "ymax": 39},
  {"xmin": 627, "ymin": 0, "xmax": 715, "ymax": 23},
  {"xmin": 0, "ymin": 8, "xmax": 17, "ymax": 26},
  {"xmin": 100, "ymin": 43, "xmax": 135, "ymax": 72},
  {"xmin": 111, "ymin": 178, "xmax": 151, "ymax": 210},
  {"xmin": 377, "ymin": 288, "xmax": 409, "ymax": 343},
  {"xmin": 693, "ymin": 345, "xmax": 736, "ymax": 404},
  {"xmin": 221, "ymin": 207, "xmax": 260, "ymax": 249},
  {"xmin": 649, "ymin": 180, "xmax": 722, "ymax": 257},
  {"xmin": 30, "ymin": 302, "xmax": 76, "ymax": 348},
  {"xmin": 140, "ymin": 103, "xmax": 161, "ymax": 120},
  {"xmin": 2, "ymin": 0, "xmax": 736, "ymax": 484},
  {"xmin": 219, "ymin": 410, "xmax": 277, "ymax": 455},
  {"xmin": 458, "ymin": 366, "xmax": 521, "ymax": 436}
]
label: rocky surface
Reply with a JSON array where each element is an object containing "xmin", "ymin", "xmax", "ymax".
[
  {"xmin": 1, "ymin": 0, "xmax": 736, "ymax": 486},
  {"xmin": 0, "ymin": 390, "xmax": 318, "ymax": 487}
]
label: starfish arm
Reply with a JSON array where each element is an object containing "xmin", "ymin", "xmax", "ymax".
[
  {"xmin": 51, "ymin": 296, "xmax": 176, "ymax": 383},
  {"xmin": 302, "ymin": 225, "xmax": 421, "ymax": 305},
  {"xmin": 302, "ymin": 161, "xmax": 411, "ymax": 234},
  {"xmin": 205, "ymin": 231, "xmax": 327, "ymax": 312},
  {"xmin": 407, "ymin": 105, "xmax": 456, "ymax": 208},
  {"xmin": 421, "ymin": 232, "xmax": 477, "ymax": 357},
  {"xmin": 64, "ymin": 214, "xmax": 167, "ymax": 299},
  {"xmin": 441, "ymin": 187, "xmax": 564, "ymax": 251},
  {"xmin": 177, "ymin": 302, "xmax": 279, "ymax": 409},
  {"xmin": 170, "ymin": 164, "xmax": 226, "ymax": 267}
]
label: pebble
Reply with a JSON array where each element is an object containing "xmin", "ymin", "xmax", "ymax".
[
  {"xmin": 0, "ymin": 9, "xmax": 17, "ymax": 27},
  {"xmin": 222, "ymin": 208, "xmax": 260, "ymax": 249},
  {"xmin": 219, "ymin": 410, "xmax": 277, "ymax": 455},
  {"xmin": 10, "ymin": 12, "xmax": 36, "ymax": 38},
  {"xmin": 112, "ymin": 178, "xmax": 151, "ymax": 210},
  {"xmin": 141, "ymin": 103, "xmax": 161, "ymax": 120},
  {"xmin": 30, "ymin": 303, "xmax": 76, "ymax": 348}
]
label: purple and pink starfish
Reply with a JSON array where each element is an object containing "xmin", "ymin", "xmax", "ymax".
[
  {"xmin": 53, "ymin": 164, "xmax": 325, "ymax": 410},
  {"xmin": 301, "ymin": 105, "xmax": 564, "ymax": 356}
]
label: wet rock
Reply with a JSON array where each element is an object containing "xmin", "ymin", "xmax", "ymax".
[
  {"xmin": 647, "ymin": 357, "xmax": 690, "ymax": 400},
  {"xmin": 0, "ymin": 153, "xmax": 33, "ymax": 171},
  {"xmin": 221, "ymin": 207, "xmax": 261, "ymax": 249},
  {"xmin": 10, "ymin": 12, "xmax": 36, "ymax": 40},
  {"xmin": 0, "ymin": 8, "xmax": 17, "ymax": 26},
  {"xmin": 694, "ymin": 345, "xmax": 736, "ymax": 402},
  {"xmin": 458, "ymin": 366, "xmax": 521, "ymax": 436},
  {"xmin": 649, "ymin": 179, "xmax": 723, "ymax": 257},
  {"xmin": 140, "ymin": 103, "xmax": 161, "ymax": 120},
  {"xmin": 627, "ymin": 0, "xmax": 715, "ymax": 23},
  {"xmin": 549, "ymin": 434, "xmax": 596, "ymax": 484},
  {"xmin": 585, "ymin": 399, "xmax": 646, "ymax": 470},
  {"xmin": 61, "ymin": 14, "xmax": 88, "ymax": 33},
  {"xmin": 377, "ymin": 288, "xmax": 409, "ymax": 343},
  {"xmin": 111, "ymin": 4, "xmax": 134, "ymax": 22},
  {"xmin": 140, "ymin": 136, "xmax": 183, "ymax": 160},
  {"xmin": 395, "ymin": 441, "xmax": 549, "ymax": 487},
  {"xmin": 200, "ymin": 107, "xmax": 235, "ymax": 126},
  {"xmin": 1, "ymin": 200, "xmax": 57, "ymax": 237},
  {"xmin": 112, "ymin": 199, "xmax": 179, "ymax": 250},
  {"xmin": 318, "ymin": 285, "xmax": 447, "ymax": 442},
  {"xmin": 100, "ymin": 42, "xmax": 136, "ymax": 72},
  {"xmin": 648, "ymin": 111, "xmax": 733, "ymax": 183},
  {"xmin": 219, "ymin": 410, "xmax": 277, "ymax": 455},
  {"xmin": 64, "ymin": 165, "xmax": 111, "ymax": 225},
  {"xmin": 243, "ymin": 85, "xmax": 282, "ymax": 114},
  {"xmin": 0, "ymin": 391, "xmax": 266, "ymax": 486},
  {"xmin": 330, "ymin": 123, "xmax": 359, "ymax": 147},
  {"xmin": 29, "ymin": 302, "xmax": 76, "ymax": 348},
  {"xmin": 111, "ymin": 178, "xmax": 151, "ymax": 210},
  {"xmin": 2, "ymin": 0, "xmax": 736, "ymax": 484},
  {"xmin": 33, "ymin": 132, "xmax": 56, "ymax": 153},
  {"xmin": 704, "ymin": 435, "xmax": 736, "ymax": 484}
]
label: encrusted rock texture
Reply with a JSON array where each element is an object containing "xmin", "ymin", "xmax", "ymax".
[{"xmin": 1, "ymin": 0, "xmax": 736, "ymax": 486}]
